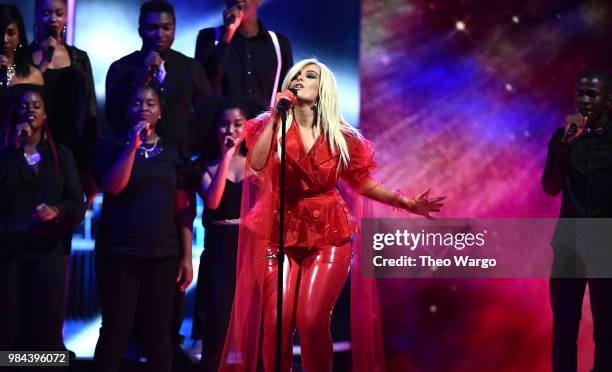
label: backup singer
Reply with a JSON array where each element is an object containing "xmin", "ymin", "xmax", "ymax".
[
  {"xmin": 542, "ymin": 69, "xmax": 612, "ymax": 372},
  {"xmin": 31, "ymin": 0, "xmax": 99, "ymax": 206},
  {"xmin": 0, "ymin": 5, "xmax": 43, "ymax": 126},
  {"xmin": 0, "ymin": 87, "xmax": 84, "ymax": 352},
  {"xmin": 93, "ymin": 85, "xmax": 194, "ymax": 372},
  {"xmin": 192, "ymin": 102, "xmax": 247, "ymax": 371}
]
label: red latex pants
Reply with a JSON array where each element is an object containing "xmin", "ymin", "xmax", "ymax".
[{"xmin": 257, "ymin": 243, "xmax": 351, "ymax": 372}]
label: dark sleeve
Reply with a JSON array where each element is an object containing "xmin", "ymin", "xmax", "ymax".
[
  {"xmin": 188, "ymin": 60, "xmax": 212, "ymax": 154},
  {"xmin": 541, "ymin": 128, "xmax": 569, "ymax": 196},
  {"xmin": 177, "ymin": 152, "xmax": 195, "ymax": 192},
  {"xmin": 195, "ymin": 28, "xmax": 215, "ymax": 66},
  {"xmin": 75, "ymin": 49, "xmax": 99, "ymax": 170},
  {"xmin": 278, "ymin": 33, "xmax": 294, "ymax": 92},
  {"xmin": 199, "ymin": 27, "xmax": 232, "ymax": 94},
  {"xmin": 56, "ymin": 146, "xmax": 85, "ymax": 227},
  {"xmin": 192, "ymin": 60, "xmax": 211, "ymax": 104},
  {"xmin": 92, "ymin": 136, "xmax": 124, "ymax": 186},
  {"xmin": 0, "ymin": 145, "xmax": 21, "ymax": 181},
  {"xmin": 105, "ymin": 60, "xmax": 130, "ymax": 132}
]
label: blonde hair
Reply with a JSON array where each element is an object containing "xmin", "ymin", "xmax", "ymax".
[{"xmin": 276, "ymin": 58, "xmax": 361, "ymax": 169}]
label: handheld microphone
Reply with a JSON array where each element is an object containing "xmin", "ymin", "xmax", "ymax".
[
  {"xmin": 566, "ymin": 124, "xmax": 578, "ymax": 137},
  {"xmin": 560, "ymin": 114, "xmax": 585, "ymax": 144},
  {"xmin": 139, "ymin": 122, "xmax": 150, "ymax": 142},
  {"xmin": 18, "ymin": 129, "xmax": 28, "ymax": 146},
  {"xmin": 47, "ymin": 29, "xmax": 58, "ymax": 63},
  {"xmin": 150, "ymin": 64, "xmax": 159, "ymax": 81},
  {"xmin": 226, "ymin": 3, "xmax": 244, "ymax": 25},
  {"xmin": 275, "ymin": 88, "xmax": 298, "ymax": 115}
]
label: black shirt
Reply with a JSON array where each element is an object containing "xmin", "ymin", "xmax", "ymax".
[
  {"xmin": 105, "ymin": 49, "xmax": 211, "ymax": 155},
  {"xmin": 542, "ymin": 120, "xmax": 612, "ymax": 218},
  {"xmin": 0, "ymin": 141, "xmax": 84, "ymax": 260},
  {"xmin": 195, "ymin": 22, "xmax": 293, "ymax": 112},
  {"xmin": 42, "ymin": 45, "xmax": 98, "ymax": 172},
  {"xmin": 94, "ymin": 137, "xmax": 191, "ymax": 257},
  {"xmin": 42, "ymin": 45, "xmax": 99, "ymax": 172}
]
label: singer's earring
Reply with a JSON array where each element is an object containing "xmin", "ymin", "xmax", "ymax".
[
  {"xmin": 158, "ymin": 115, "xmax": 162, "ymax": 120},
  {"xmin": 34, "ymin": 25, "xmax": 40, "ymax": 41},
  {"xmin": 61, "ymin": 25, "xmax": 67, "ymax": 41},
  {"xmin": 312, "ymin": 100, "xmax": 319, "ymax": 110}
]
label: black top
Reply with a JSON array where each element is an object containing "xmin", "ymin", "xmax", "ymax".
[
  {"xmin": 94, "ymin": 136, "xmax": 191, "ymax": 257},
  {"xmin": 40, "ymin": 45, "xmax": 99, "ymax": 172},
  {"xmin": 194, "ymin": 158, "xmax": 243, "ymax": 265},
  {"xmin": 195, "ymin": 22, "xmax": 293, "ymax": 112},
  {"xmin": 105, "ymin": 49, "xmax": 211, "ymax": 155},
  {"xmin": 0, "ymin": 140, "xmax": 85, "ymax": 261},
  {"xmin": 203, "ymin": 178, "xmax": 242, "ymax": 224},
  {"xmin": 542, "ymin": 119, "xmax": 612, "ymax": 218}
]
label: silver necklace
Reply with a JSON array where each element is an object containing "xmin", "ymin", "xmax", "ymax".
[
  {"xmin": 137, "ymin": 137, "xmax": 162, "ymax": 159},
  {"xmin": 24, "ymin": 150, "xmax": 41, "ymax": 165},
  {"xmin": 1, "ymin": 64, "xmax": 16, "ymax": 87},
  {"xmin": 6, "ymin": 64, "xmax": 16, "ymax": 83}
]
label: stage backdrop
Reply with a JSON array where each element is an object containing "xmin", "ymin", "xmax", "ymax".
[{"xmin": 361, "ymin": 0, "xmax": 612, "ymax": 371}]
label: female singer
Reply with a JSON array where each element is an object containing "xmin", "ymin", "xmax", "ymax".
[
  {"xmin": 93, "ymin": 85, "xmax": 193, "ymax": 372},
  {"xmin": 192, "ymin": 102, "xmax": 247, "ymax": 371},
  {"xmin": 0, "ymin": 5, "xmax": 43, "ymax": 125},
  {"xmin": 31, "ymin": 0, "xmax": 98, "ymax": 206},
  {"xmin": 0, "ymin": 87, "xmax": 84, "ymax": 351},
  {"xmin": 0, "ymin": 5, "xmax": 43, "ymax": 86},
  {"xmin": 220, "ymin": 59, "xmax": 444, "ymax": 372}
]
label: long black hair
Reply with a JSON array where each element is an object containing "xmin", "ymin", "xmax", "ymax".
[{"xmin": 0, "ymin": 4, "xmax": 33, "ymax": 78}]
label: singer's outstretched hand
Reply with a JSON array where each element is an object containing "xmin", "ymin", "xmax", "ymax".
[
  {"xmin": 562, "ymin": 113, "xmax": 588, "ymax": 145},
  {"xmin": 403, "ymin": 189, "xmax": 446, "ymax": 220}
]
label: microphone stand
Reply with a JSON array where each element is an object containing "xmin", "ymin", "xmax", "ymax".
[{"xmin": 276, "ymin": 109, "xmax": 287, "ymax": 372}]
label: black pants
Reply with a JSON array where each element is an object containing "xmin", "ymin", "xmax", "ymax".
[
  {"xmin": 93, "ymin": 253, "xmax": 178, "ymax": 372},
  {"xmin": 0, "ymin": 253, "xmax": 65, "ymax": 351},
  {"xmin": 193, "ymin": 258, "xmax": 236, "ymax": 372},
  {"xmin": 550, "ymin": 276, "xmax": 612, "ymax": 372}
]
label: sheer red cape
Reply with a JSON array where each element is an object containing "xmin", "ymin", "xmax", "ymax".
[{"xmin": 219, "ymin": 114, "xmax": 385, "ymax": 372}]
